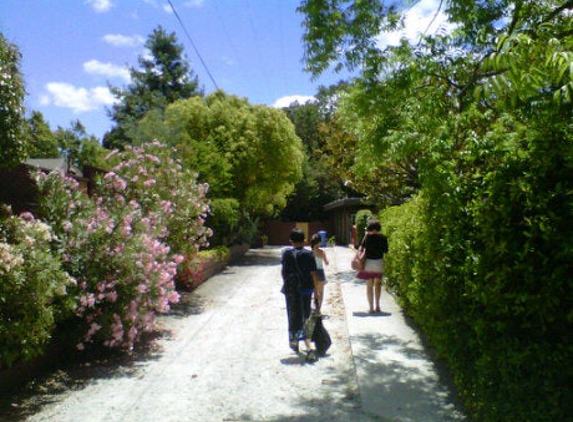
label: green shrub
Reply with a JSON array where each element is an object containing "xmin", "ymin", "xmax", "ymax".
[
  {"xmin": 354, "ymin": 209, "xmax": 373, "ymax": 246},
  {"xmin": 177, "ymin": 246, "xmax": 230, "ymax": 290},
  {"xmin": 379, "ymin": 195, "xmax": 424, "ymax": 309},
  {"xmin": 0, "ymin": 208, "xmax": 75, "ymax": 368},
  {"xmin": 207, "ymin": 198, "xmax": 241, "ymax": 246},
  {"xmin": 380, "ymin": 111, "xmax": 573, "ymax": 421}
]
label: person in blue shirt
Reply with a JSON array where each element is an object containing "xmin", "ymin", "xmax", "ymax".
[{"xmin": 281, "ymin": 228, "xmax": 319, "ymax": 361}]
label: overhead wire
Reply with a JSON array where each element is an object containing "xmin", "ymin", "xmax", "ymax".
[{"xmin": 166, "ymin": 0, "xmax": 219, "ymax": 90}]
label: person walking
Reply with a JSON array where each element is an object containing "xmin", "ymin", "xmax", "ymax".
[
  {"xmin": 281, "ymin": 228, "xmax": 320, "ymax": 362},
  {"xmin": 310, "ymin": 233, "xmax": 329, "ymax": 313},
  {"xmin": 356, "ymin": 219, "xmax": 389, "ymax": 314}
]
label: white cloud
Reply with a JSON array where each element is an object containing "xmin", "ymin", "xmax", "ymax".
[
  {"xmin": 102, "ymin": 34, "xmax": 145, "ymax": 48},
  {"xmin": 40, "ymin": 82, "xmax": 117, "ymax": 113},
  {"xmin": 85, "ymin": 0, "xmax": 113, "ymax": 13},
  {"xmin": 83, "ymin": 60, "xmax": 131, "ymax": 82},
  {"xmin": 184, "ymin": 0, "xmax": 205, "ymax": 8},
  {"xmin": 272, "ymin": 95, "xmax": 316, "ymax": 108},
  {"xmin": 377, "ymin": 0, "xmax": 456, "ymax": 48}
]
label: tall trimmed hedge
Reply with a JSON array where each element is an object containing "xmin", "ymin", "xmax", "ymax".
[{"xmin": 380, "ymin": 112, "xmax": 573, "ymax": 421}]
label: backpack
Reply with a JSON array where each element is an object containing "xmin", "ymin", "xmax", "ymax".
[{"xmin": 281, "ymin": 249, "xmax": 303, "ymax": 294}]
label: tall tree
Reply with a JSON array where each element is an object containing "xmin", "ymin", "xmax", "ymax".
[
  {"xmin": 104, "ymin": 25, "xmax": 203, "ymax": 149},
  {"xmin": 0, "ymin": 32, "xmax": 26, "ymax": 168}
]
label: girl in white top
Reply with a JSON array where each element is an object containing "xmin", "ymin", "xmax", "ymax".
[{"xmin": 310, "ymin": 233, "xmax": 329, "ymax": 312}]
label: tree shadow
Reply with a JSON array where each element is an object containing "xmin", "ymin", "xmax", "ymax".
[
  {"xmin": 352, "ymin": 311, "xmax": 392, "ymax": 318},
  {"xmin": 232, "ymin": 247, "xmax": 282, "ymax": 267},
  {"xmin": 167, "ymin": 291, "xmax": 206, "ymax": 317},
  {"xmin": 0, "ymin": 331, "xmax": 167, "ymax": 421}
]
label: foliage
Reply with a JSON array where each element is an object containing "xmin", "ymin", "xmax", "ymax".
[
  {"xmin": 354, "ymin": 209, "xmax": 373, "ymax": 246},
  {"xmin": 279, "ymin": 96, "xmax": 346, "ymax": 221},
  {"xmin": 134, "ymin": 91, "xmax": 304, "ymax": 236},
  {"xmin": 0, "ymin": 207, "xmax": 76, "ymax": 368},
  {"xmin": 206, "ymin": 198, "xmax": 241, "ymax": 246},
  {"xmin": 0, "ymin": 32, "xmax": 27, "ymax": 168},
  {"xmin": 23, "ymin": 111, "xmax": 60, "ymax": 158},
  {"xmin": 102, "ymin": 141, "xmax": 211, "ymax": 258},
  {"xmin": 177, "ymin": 246, "xmax": 230, "ymax": 290},
  {"xmin": 34, "ymin": 142, "xmax": 210, "ymax": 351},
  {"xmin": 54, "ymin": 120, "xmax": 109, "ymax": 169},
  {"xmin": 300, "ymin": 0, "xmax": 573, "ymax": 420},
  {"xmin": 105, "ymin": 26, "xmax": 203, "ymax": 149}
]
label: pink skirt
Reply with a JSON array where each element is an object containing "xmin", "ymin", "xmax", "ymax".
[{"xmin": 356, "ymin": 258, "xmax": 384, "ymax": 280}]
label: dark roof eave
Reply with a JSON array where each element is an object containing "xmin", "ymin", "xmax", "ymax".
[{"xmin": 323, "ymin": 197, "xmax": 370, "ymax": 212}]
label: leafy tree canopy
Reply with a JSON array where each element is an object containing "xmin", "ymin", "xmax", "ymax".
[
  {"xmin": 133, "ymin": 90, "xmax": 304, "ymax": 218},
  {"xmin": 279, "ymin": 91, "xmax": 350, "ymax": 221},
  {"xmin": 298, "ymin": 1, "xmax": 573, "ymax": 420}
]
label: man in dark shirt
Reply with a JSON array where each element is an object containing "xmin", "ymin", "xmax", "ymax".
[{"xmin": 281, "ymin": 228, "xmax": 319, "ymax": 361}]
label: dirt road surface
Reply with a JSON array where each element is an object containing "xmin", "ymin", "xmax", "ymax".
[{"xmin": 2, "ymin": 246, "xmax": 466, "ymax": 422}]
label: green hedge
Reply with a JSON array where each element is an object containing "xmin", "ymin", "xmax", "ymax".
[{"xmin": 380, "ymin": 116, "xmax": 572, "ymax": 421}]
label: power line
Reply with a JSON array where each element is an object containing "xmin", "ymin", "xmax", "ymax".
[{"xmin": 167, "ymin": 0, "xmax": 219, "ymax": 90}]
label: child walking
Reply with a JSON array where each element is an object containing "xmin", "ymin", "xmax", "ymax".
[{"xmin": 310, "ymin": 233, "xmax": 329, "ymax": 313}]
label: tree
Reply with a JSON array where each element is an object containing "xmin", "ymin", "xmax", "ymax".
[
  {"xmin": 23, "ymin": 111, "xmax": 60, "ymax": 158},
  {"xmin": 280, "ymin": 96, "xmax": 346, "ymax": 221},
  {"xmin": 54, "ymin": 120, "xmax": 108, "ymax": 169},
  {"xmin": 298, "ymin": 1, "xmax": 573, "ymax": 421},
  {"xmin": 104, "ymin": 25, "xmax": 203, "ymax": 149},
  {"xmin": 133, "ymin": 91, "xmax": 304, "ymax": 243},
  {"xmin": 0, "ymin": 32, "xmax": 26, "ymax": 168}
]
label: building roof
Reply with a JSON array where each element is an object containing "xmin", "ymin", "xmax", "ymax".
[
  {"xmin": 323, "ymin": 197, "xmax": 371, "ymax": 212},
  {"xmin": 25, "ymin": 158, "xmax": 83, "ymax": 177}
]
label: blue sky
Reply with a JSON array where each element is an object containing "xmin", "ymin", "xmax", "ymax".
[{"xmin": 0, "ymin": 0, "xmax": 449, "ymax": 141}]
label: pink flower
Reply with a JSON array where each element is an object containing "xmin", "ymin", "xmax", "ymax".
[
  {"xmin": 105, "ymin": 291, "xmax": 118, "ymax": 303},
  {"xmin": 167, "ymin": 290, "xmax": 180, "ymax": 304},
  {"xmin": 19, "ymin": 211, "xmax": 35, "ymax": 222}
]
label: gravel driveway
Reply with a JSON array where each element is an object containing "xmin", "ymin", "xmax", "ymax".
[{"xmin": 2, "ymin": 246, "xmax": 466, "ymax": 422}]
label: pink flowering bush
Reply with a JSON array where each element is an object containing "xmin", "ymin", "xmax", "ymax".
[
  {"xmin": 0, "ymin": 206, "xmax": 76, "ymax": 368},
  {"xmin": 35, "ymin": 142, "xmax": 211, "ymax": 351},
  {"xmin": 102, "ymin": 141, "xmax": 211, "ymax": 258}
]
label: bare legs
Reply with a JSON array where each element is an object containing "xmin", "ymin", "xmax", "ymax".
[
  {"xmin": 366, "ymin": 277, "xmax": 382, "ymax": 313},
  {"xmin": 314, "ymin": 281, "xmax": 325, "ymax": 312}
]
